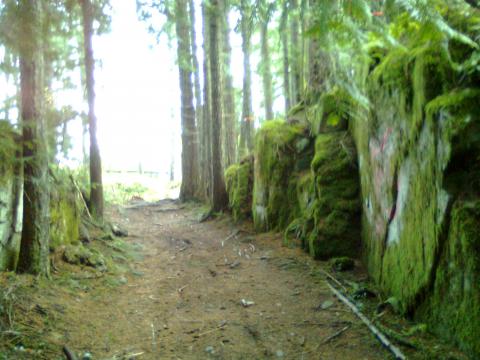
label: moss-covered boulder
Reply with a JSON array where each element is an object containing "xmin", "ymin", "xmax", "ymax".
[
  {"xmin": 252, "ymin": 120, "xmax": 312, "ymax": 231},
  {"xmin": 225, "ymin": 156, "xmax": 253, "ymax": 222},
  {"xmin": 49, "ymin": 170, "xmax": 83, "ymax": 250},
  {"xmin": 63, "ymin": 244, "xmax": 105, "ymax": 269},
  {"xmin": 300, "ymin": 132, "xmax": 361, "ymax": 259},
  {"xmin": 0, "ymin": 121, "xmax": 22, "ymax": 271}
]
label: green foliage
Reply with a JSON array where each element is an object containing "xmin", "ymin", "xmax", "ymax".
[
  {"xmin": 0, "ymin": 121, "xmax": 19, "ymax": 182},
  {"xmin": 104, "ymin": 182, "xmax": 149, "ymax": 205}
]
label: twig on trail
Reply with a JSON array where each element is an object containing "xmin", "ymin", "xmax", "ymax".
[
  {"xmin": 326, "ymin": 282, "xmax": 406, "ymax": 360},
  {"xmin": 196, "ymin": 323, "xmax": 227, "ymax": 337},
  {"xmin": 151, "ymin": 323, "xmax": 156, "ymax": 349},
  {"xmin": 62, "ymin": 345, "xmax": 78, "ymax": 360},
  {"xmin": 320, "ymin": 269, "xmax": 348, "ymax": 293},
  {"xmin": 120, "ymin": 352, "xmax": 144, "ymax": 359},
  {"xmin": 321, "ymin": 325, "xmax": 350, "ymax": 344},
  {"xmin": 178, "ymin": 285, "xmax": 188, "ymax": 293},
  {"xmin": 222, "ymin": 229, "xmax": 240, "ymax": 247},
  {"xmin": 154, "ymin": 206, "xmax": 185, "ymax": 212}
]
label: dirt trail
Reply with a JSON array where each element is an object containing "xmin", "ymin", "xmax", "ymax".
[{"xmin": 56, "ymin": 200, "xmax": 390, "ymax": 359}]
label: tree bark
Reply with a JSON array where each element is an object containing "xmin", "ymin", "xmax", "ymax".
[
  {"xmin": 259, "ymin": 0, "xmax": 274, "ymax": 122},
  {"xmin": 80, "ymin": 0, "xmax": 104, "ymax": 221},
  {"xmin": 200, "ymin": 2, "xmax": 212, "ymax": 200},
  {"xmin": 238, "ymin": 0, "xmax": 254, "ymax": 158},
  {"xmin": 17, "ymin": 0, "xmax": 50, "ymax": 276},
  {"xmin": 280, "ymin": 0, "xmax": 291, "ymax": 114},
  {"xmin": 219, "ymin": 0, "xmax": 236, "ymax": 168},
  {"xmin": 208, "ymin": 0, "xmax": 228, "ymax": 211},
  {"xmin": 290, "ymin": 0, "xmax": 302, "ymax": 104},
  {"xmin": 176, "ymin": 0, "xmax": 199, "ymax": 201}
]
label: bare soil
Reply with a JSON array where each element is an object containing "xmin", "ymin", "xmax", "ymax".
[
  {"xmin": 54, "ymin": 200, "xmax": 390, "ymax": 359},
  {"xmin": 4, "ymin": 200, "xmax": 464, "ymax": 359}
]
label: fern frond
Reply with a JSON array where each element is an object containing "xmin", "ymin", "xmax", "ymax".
[{"xmin": 426, "ymin": 88, "xmax": 480, "ymax": 116}]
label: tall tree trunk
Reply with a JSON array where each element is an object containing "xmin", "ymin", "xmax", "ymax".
[
  {"xmin": 201, "ymin": 2, "xmax": 212, "ymax": 200},
  {"xmin": 280, "ymin": 0, "xmax": 291, "ymax": 114},
  {"xmin": 238, "ymin": 0, "xmax": 253, "ymax": 158},
  {"xmin": 259, "ymin": 7, "xmax": 274, "ymax": 121},
  {"xmin": 80, "ymin": 0, "xmax": 104, "ymax": 221},
  {"xmin": 307, "ymin": 0, "xmax": 329, "ymax": 94},
  {"xmin": 208, "ymin": 0, "xmax": 228, "ymax": 211},
  {"xmin": 300, "ymin": 0, "xmax": 308, "ymax": 89},
  {"xmin": 176, "ymin": 0, "xmax": 199, "ymax": 201},
  {"xmin": 219, "ymin": 0, "xmax": 236, "ymax": 168},
  {"xmin": 290, "ymin": 0, "xmax": 301, "ymax": 104},
  {"xmin": 188, "ymin": 0, "xmax": 206, "ymax": 199},
  {"xmin": 17, "ymin": 0, "xmax": 50, "ymax": 276},
  {"xmin": 188, "ymin": 0, "xmax": 202, "ymax": 141}
]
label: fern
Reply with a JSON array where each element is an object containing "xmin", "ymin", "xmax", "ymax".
[{"xmin": 426, "ymin": 88, "xmax": 480, "ymax": 116}]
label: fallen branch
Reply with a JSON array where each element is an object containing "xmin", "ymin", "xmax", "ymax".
[
  {"xmin": 196, "ymin": 323, "xmax": 227, "ymax": 337},
  {"xmin": 62, "ymin": 345, "xmax": 78, "ymax": 360},
  {"xmin": 154, "ymin": 206, "xmax": 185, "ymax": 213},
  {"xmin": 321, "ymin": 325, "xmax": 350, "ymax": 344},
  {"xmin": 222, "ymin": 229, "xmax": 240, "ymax": 246},
  {"xmin": 319, "ymin": 269, "xmax": 348, "ymax": 294},
  {"xmin": 326, "ymin": 282, "xmax": 406, "ymax": 360}
]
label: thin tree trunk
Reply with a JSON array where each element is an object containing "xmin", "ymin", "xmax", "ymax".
[
  {"xmin": 201, "ymin": 2, "xmax": 212, "ymax": 200},
  {"xmin": 280, "ymin": 0, "xmax": 291, "ymax": 114},
  {"xmin": 188, "ymin": 0, "xmax": 204, "ymax": 197},
  {"xmin": 238, "ymin": 0, "xmax": 254, "ymax": 158},
  {"xmin": 260, "ymin": 15, "xmax": 274, "ymax": 121},
  {"xmin": 176, "ymin": 0, "xmax": 199, "ymax": 201},
  {"xmin": 300, "ymin": 0, "xmax": 307, "ymax": 95},
  {"xmin": 290, "ymin": 0, "xmax": 301, "ymax": 104},
  {"xmin": 188, "ymin": 0, "xmax": 202, "ymax": 139},
  {"xmin": 17, "ymin": 0, "xmax": 50, "ymax": 276},
  {"xmin": 80, "ymin": 0, "xmax": 104, "ymax": 221},
  {"xmin": 220, "ymin": 0, "xmax": 236, "ymax": 168},
  {"xmin": 208, "ymin": 0, "xmax": 228, "ymax": 211}
]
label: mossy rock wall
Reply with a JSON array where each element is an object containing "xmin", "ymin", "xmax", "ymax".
[
  {"xmin": 252, "ymin": 120, "xmax": 312, "ymax": 231},
  {"xmin": 417, "ymin": 201, "xmax": 480, "ymax": 356},
  {"xmin": 303, "ymin": 132, "xmax": 361, "ymax": 259},
  {"xmin": 225, "ymin": 156, "xmax": 254, "ymax": 222},
  {"xmin": 351, "ymin": 64, "xmax": 480, "ymax": 355},
  {"xmin": 0, "ymin": 121, "xmax": 23, "ymax": 271}
]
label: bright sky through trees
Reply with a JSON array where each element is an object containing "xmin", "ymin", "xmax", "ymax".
[{"xmin": 91, "ymin": 0, "xmax": 181, "ymax": 175}]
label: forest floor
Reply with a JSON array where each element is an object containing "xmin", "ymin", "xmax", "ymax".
[{"xmin": 0, "ymin": 200, "xmax": 468, "ymax": 359}]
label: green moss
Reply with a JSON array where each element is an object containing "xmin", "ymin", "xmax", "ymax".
[
  {"xmin": 0, "ymin": 122, "xmax": 21, "ymax": 271},
  {"xmin": 49, "ymin": 171, "xmax": 81, "ymax": 250},
  {"xmin": 418, "ymin": 200, "xmax": 480, "ymax": 357},
  {"xmin": 0, "ymin": 121, "xmax": 18, "ymax": 184},
  {"xmin": 63, "ymin": 244, "xmax": 106, "ymax": 269},
  {"xmin": 329, "ymin": 257, "xmax": 355, "ymax": 271},
  {"xmin": 225, "ymin": 156, "xmax": 254, "ymax": 222},
  {"xmin": 302, "ymin": 132, "xmax": 361, "ymax": 260},
  {"xmin": 252, "ymin": 120, "xmax": 309, "ymax": 231}
]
